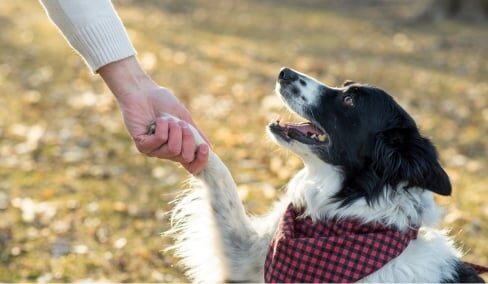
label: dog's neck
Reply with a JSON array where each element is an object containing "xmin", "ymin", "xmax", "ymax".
[{"xmin": 286, "ymin": 158, "xmax": 442, "ymax": 231}]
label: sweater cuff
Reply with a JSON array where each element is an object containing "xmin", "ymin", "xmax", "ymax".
[{"xmin": 65, "ymin": 17, "xmax": 136, "ymax": 73}]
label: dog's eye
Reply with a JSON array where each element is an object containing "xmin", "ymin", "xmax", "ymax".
[{"xmin": 343, "ymin": 95, "xmax": 354, "ymax": 106}]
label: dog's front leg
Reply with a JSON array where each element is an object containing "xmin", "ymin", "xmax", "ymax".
[
  {"xmin": 199, "ymin": 152, "xmax": 262, "ymax": 280},
  {"xmin": 167, "ymin": 115, "xmax": 271, "ymax": 282}
]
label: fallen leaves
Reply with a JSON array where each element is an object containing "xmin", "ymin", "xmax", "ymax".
[
  {"xmin": 11, "ymin": 197, "xmax": 56, "ymax": 224},
  {"xmin": 0, "ymin": 0, "xmax": 486, "ymax": 282}
]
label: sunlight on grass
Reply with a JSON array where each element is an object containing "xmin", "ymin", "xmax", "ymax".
[{"xmin": 0, "ymin": 0, "xmax": 486, "ymax": 282}]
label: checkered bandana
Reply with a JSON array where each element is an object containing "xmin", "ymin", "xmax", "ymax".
[{"xmin": 264, "ymin": 204, "xmax": 419, "ymax": 283}]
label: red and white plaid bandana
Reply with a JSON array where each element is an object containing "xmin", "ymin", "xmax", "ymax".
[{"xmin": 264, "ymin": 204, "xmax": 419, "ymax": 283}]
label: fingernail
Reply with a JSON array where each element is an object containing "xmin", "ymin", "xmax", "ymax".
[{"xmin": 202, "ymin": 145, "xmax": 208, "ymax": 154}]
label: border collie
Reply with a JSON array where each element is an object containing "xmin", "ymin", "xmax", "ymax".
[{"xmin": 167, "ymin": 68, "xmax": 484, "ymax": 283}]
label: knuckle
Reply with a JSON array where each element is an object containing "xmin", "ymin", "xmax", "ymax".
[
  {"xmin": 182, "ymin": 130, "xmax": 193, "ymax": 139},
  {"xmin": 177, "ymin": 121, "xmax": 188, "ymax": 130}
]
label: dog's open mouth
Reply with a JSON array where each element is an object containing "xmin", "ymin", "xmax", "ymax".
[{"xmin": 269, "ymin": 120, "xmax": 328, "ymax": 145}]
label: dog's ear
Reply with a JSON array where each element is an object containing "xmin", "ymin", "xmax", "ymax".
[
  {"xmin": 372, "ymin": 128, "xmax": 451, "ymax": 196},
  {"xmin": 342, "ymin": 80, "xmax": 356, "ymax": 87}
]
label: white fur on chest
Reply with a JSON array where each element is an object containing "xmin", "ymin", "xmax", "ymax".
[
  {"xmin": 167, "ymin": 114, "xmax": 462, "ymax": 283},
  {"xmin": 284, "ymin": 161, "xmax": 460, "ymax": 282},
  {"xmin": 287, "ymin": 156, "xmax": 442, "ymax": 230}
]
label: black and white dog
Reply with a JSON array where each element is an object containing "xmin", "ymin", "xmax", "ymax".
[{"xmin": 167, "ymin": 68, "xmax": 484, "ymax": 283}]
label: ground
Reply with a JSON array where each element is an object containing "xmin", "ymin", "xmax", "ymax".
[{"xmin": 0, "ymin": 0, "xmax": 486, "ymax": 282}]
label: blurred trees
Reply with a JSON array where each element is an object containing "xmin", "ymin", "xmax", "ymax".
[{"xmin": 418, "ymin": 0, "xmax": 488, "ymax": 21}]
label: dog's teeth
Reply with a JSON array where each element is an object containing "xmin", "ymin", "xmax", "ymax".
[
  {"xmin": 311, "ymin": 134, "xmax": 317, "ymax": 139},
  {"xmin": 318, "ymin": 134, "xmax": 327, "ymax": 142}
]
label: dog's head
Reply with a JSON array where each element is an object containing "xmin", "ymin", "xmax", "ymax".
[{"xmin": 268, "ymin": 68, "xmax": 451, "ymax": 205}]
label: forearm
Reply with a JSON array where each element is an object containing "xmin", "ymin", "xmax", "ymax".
[
  {"xmin": 41, "ymin": 1, "xmax": 209, "ymax": 169},
  {"xmin": 99, "ymin": 56, "xmax": 156, "ymax": 100},
  {"xmin": 40, "ymin": 0, "xmax": 136, "ymax": 73}
]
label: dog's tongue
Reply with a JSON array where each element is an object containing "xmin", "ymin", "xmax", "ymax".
[{"xmin": 284, "ymin": 122, "xmax": 322, "ymax": 135}]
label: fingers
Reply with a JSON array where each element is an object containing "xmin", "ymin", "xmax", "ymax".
[
  {"xmin": 179, "ymin": 123, "xmax": 196, "ymax": 163},
  {"xmin": 149, "ymin": 121, "xmax": 183, "ymax": 158},
  {"xmin": 166, "ymin": 121, "xmax": 183, "ymax": 156},
  {"xmin": 134, "ymin": 117, "xmax": 169, "ymax": 154},
  {"xmin": 139, "ymin": 114, "xmax": 209, "ymax": 174},
  {"xmin": 182, "ymin": 144, "xmax": 209, "ymax": 175}
]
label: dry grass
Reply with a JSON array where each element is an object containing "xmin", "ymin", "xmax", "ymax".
[{"xmin": 0, "ymin": 0, "xmax": 486, "ymax": 282}]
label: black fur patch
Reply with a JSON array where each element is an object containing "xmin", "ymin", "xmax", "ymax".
[
  {"xmin": 442, "ymin": 261, "xmax": 485, "ymax": 283},
  {"xmin": 305, "ymin": 84, "xmax": 451, "ymax": 207}
]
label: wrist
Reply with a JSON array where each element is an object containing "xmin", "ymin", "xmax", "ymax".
[{"xmin": 99, "ymin": 56, "xmax": 157, "ymax": 100}]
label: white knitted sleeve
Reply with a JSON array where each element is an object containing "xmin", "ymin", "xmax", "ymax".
[{"xmin": 40, "ymin": 0, "xmax": 137, "ymax": 73}]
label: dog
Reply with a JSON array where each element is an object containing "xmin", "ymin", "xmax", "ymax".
[{"xmin": 167, "ymin": 68, "xmax": 485, "ymax": 283}]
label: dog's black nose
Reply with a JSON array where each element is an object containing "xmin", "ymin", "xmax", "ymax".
[{"xmin": 278, "ymin": 67, "xmax": 298, "ymax": 83}]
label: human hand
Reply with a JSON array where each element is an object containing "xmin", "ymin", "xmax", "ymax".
[
  {"xmin": 117, "ymin": 86, "xmax": 210, "ymax": 175},
  {"xmin": 98, "ymin": 56, "xmax": 209, "ymax": 174}
]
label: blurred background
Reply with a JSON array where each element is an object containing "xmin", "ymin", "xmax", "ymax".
[{"xmin": 0, "ymin": 0, "xmax": 486, "ymax": 282}]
